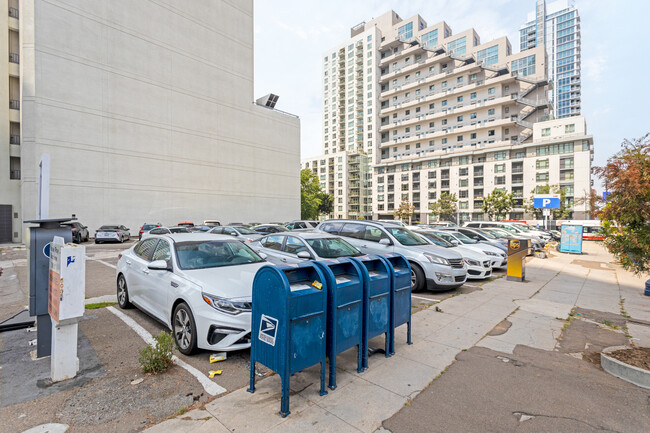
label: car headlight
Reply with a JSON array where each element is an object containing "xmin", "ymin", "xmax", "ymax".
[
  {"xmin": 482, "ymin": 251, "xmax": 498, "ymax": 256},
  {"xmin": 424, "ymin": 254, "xmax": 450, "ymax": 266},
  {"xmin": 202, "ymin": 293, "xmax": 251, "ymax": 315},
  {"xmin": 465, "ymin": 259, "xmax": 480, "ymax": 267}
]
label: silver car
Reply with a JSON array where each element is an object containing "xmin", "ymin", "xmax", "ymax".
[
  {"xmin": 252, "ymin": 232, "xmax": 363, "ymax": 265},
  {"xmin": 95, "ymin": 225, "xmax": 131, "ymax": 243},
  {"xmin": 209, "ymin": 226, "xmax": 263, "ymax": 242},
  {"xmin": 317, "ymin": 220, "xmax": 467, "ymax": 292}
]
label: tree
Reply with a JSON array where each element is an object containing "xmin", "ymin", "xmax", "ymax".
[
  {"xmin": 394, "ymin": 198, "xmax": 415, "ymax": 223},
  {"xmin": 317, "ymin": 192, "xmax": 334, "ymax": 217},
  {"xmin": 575, "ymin": 189, "xmax": 603, "ymax": 219},
  {"xmin": 429, "ymin": 192, "xmax": 457, "ymax": 222},
  {"xmin": 483, "ymin": 190, "xmax": 515, "ymax": 220},
  {"xmin": 594, "ymin": 134, "xmax": 650, "ymax": 275},
  {"xmin": 523, "ymin": 184, "xmax": 572, "ymax": 220},
  {"xmin": 300, "ymin": 169, "xmax": 324, "ymax": 220}
]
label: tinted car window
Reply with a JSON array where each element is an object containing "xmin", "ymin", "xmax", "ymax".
[
  {"xmin": 235, "ymin": 227, "xmax": 257, "ymax": 235},
  {"xmin": 385, "ymin": 227, "xmax": 428, "ymax": 245},
  {"xmin": 143, "ymin": 224, "xmax": 158, "ymax": 230},
  {"xmin": 465, "ymin": 223, "xmax": 480, "ymax": 227},
  {"xmin": 210, "ymin": 227, "xmax": 224, "ymax": 234},
  {"xmin": 319, "ymin": 222, "xmax": 343, "ymax": 234},
  {"xmin": 340, "ymin": 223, "xmax": 366, "ymax": 239},
  {"xmin": 262, "ymin": 235, "xmax": 284, "ymax": 250},
  {"xmin": 175, "ymin": 240, "xmax": 263, "ymax": 270},
  {"xmin": 294, "ymin": 222, "xmax": 306, "ymax": 229},
  {"xmin": 285, "ymin": 236, "xmax": 308, "ymax": 254},
  {"xmin": 306, "ymin": 238, "xmax": 361, "ymax": 258},
  {"xmin": 223, "ymin": 228, "xmax": 236, "ymax": 235},
  {"xmin": 364, "ymin": 226, "xmax": 389, "ymax": 242},
  {"xmin": 170, "ymin": 227, "xmax": 190, "ymax": 233},
  {"xmin": 149, "ymin": 228, "xmax": 165, "ymax": 234},
  {"xmin": 134, "ymin": 239, "xmax": 158, "ymax": 261},
  {"xmin": 152, "ymin": 240, "xmax": 172, "ymax": 262}
]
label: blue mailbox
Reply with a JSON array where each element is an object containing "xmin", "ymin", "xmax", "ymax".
[
  {"xmin": 349, "ymin": 255, "xmax": 392, "ymax": 370},
  {"xmin": 248, "ymin": 263, "xmax": 328, "ymax": 417},
  {"xmin": 313, "ymin": 258, "xmax": 364, "ymax": 390},
  {"xmin": 379, "ymin": 254, "xmax": 413, "ymax": 355}
]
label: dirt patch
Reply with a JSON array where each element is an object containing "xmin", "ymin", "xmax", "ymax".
[
  {"xmin": 607, "ymin": 348, "xmax": 650, "ymax": 371},
  {"xmin": 488, "ymin": 320, "xmax": 512, "ymax": 336}
]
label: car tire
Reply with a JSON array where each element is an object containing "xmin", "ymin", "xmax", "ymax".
[
  {"xmin": 410, "ymin": 263, "xmax": 426, "ymax": 293},
  {"xmin": 173, "ymin": 303, "xmax": 197, "ymax": 355},
  {"xmin": 95, "ymin": 240, "xmax": 101, "ymax": 244},
  {"xmin": 117, "ymin": 274, "xmax": 132, "ymax": 309}
]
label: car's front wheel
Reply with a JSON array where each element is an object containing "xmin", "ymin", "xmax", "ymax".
[
  {"xmin": 173, "ymin": 303, "xmax": 197, "ymax": 355},
  {"xmin": 117, "ymin": 274, "xmax": 132, "ymax": 309},
  {"xmin": 410, "ymin": 263, "xmax": 425, "ymax": 293}
]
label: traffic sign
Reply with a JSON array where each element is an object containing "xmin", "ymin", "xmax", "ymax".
[
  {"xmin": 534, "ymin": 194, "xmax": 561, "ymax": 209},
  {"xmin": 603, "ymin": 191, "xmax": 611, "ymax": 202}
]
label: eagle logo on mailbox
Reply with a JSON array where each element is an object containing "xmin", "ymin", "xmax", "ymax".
[
  {"xmin": 259, "ymin": 314, "xmax": 279, "ymax": 346},
  {"xmin": 511, "ymin": 240, "xmax": 520, "ymax": 249}
]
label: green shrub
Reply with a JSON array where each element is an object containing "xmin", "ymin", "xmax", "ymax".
[{"xmin": 139, "ymin": 331, "xmax": 174, "ymax": 374}]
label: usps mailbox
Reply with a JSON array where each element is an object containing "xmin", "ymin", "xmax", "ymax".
[
  {"xmin": 313, "ymin": 258, "xmax": 364, "ymax": 390},
  {"xmin": 248, "ymin": 263, "xmax": 328, "ymax": 417},
  {"xmin": 379, "ymin": 254, "xmax": 412, "ymax": 355},
  {"xmin": 349, "ymin": 255, "xmax": 391, "ymax": 370}
]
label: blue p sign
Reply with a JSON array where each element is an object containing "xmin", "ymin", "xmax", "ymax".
[{"xmin": 533, "ymin": 197, "xmax": 561, "ymax": 209}]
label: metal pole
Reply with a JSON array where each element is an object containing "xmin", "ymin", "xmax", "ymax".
[{"xmin": 38, "ymin": 154, "xmax": 50, "ymax": 219}]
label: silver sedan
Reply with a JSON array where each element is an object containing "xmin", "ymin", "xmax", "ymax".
[{"xmin": 251, "ymin": 232, "xmax": 363, "ymax": 265}]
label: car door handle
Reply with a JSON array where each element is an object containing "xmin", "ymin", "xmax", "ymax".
[
  {"xmin": 142, "ymin": 269, "xmax": 149, "ymax": 275},
  {"xmin": 171, "ymin": 281, "xmax": 179, "ymax": 288},
  {"xmin": 281, "ymin": 258, "xmax": 287, "ymax": 263},
  {"xmin": 126, "ymin": 260, "xmax": 132, "ymax": 265}
]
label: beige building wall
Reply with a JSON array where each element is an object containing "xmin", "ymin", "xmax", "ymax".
[{"xmin": 17, "ymin": 0, "xmax": 299, "ymax": 237}]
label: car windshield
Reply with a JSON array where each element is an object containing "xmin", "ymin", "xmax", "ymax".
[
  {"xmin": 234, "ymin": 227, "xmax": 258, "ymax": 235},
  {"xmin": 170, "ymin": 227, "xmax": 190, "ymax": 233},
  {"xmin": 487, "ymin": 228, "xmax": 510, "ymax": 237},
  {"xmin": 305, "ymin": 238, "xmax": 362, "ymax": 258},
  {"xmin": 478, "ymin": 230, "xmax": 498, "ymax": 239},
  {"xmin": 445, "ymin": 231, "xmax": 478, "ymax": 244},
  {"xmin": 514, "ymin": 224, "xmax": 531, "ymax": 231},
  {"xmin": 499, "ymin": 225, "xmax": 520, "ymax": 234},
  {"xmin": 175, "ymin": 240, "xmax": 263, "ymax": 270},
  {"xmin": 100, "ymin": 225, "xmax": 119, "ymax": 230},
  {"xmin": 385, "ymin": 227, "xmax": 429, "ymax": 246},
  {"xmin": 417, "ymin": 232, "xmax": 453, "ymax": 247}
]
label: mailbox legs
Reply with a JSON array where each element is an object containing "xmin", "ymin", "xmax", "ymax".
[
  {"xmin": 319, "ymin": 360, "xmax": 327, "ymax": 396},
  {"xmin": 247, "ymin": 360, "xmax": 256, "ymax": 394}
]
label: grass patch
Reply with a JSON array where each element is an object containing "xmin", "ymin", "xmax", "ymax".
[
  {"xmin": 601, "ymin": 319, "xmax": 620, "ymax": 330},
  {"xmin": 85, "ymin": 302, "xmax": 117, "ymax": 309}
]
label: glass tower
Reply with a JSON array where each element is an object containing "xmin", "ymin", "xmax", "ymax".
[{"xmin": 520, "ymin": 0, "xmax": 581, "ymax": 118}]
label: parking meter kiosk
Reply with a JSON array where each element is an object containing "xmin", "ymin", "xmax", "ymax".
[
  {"xmin": 25, "ymin": 217, "xmax": 73, "ymax": 358},
  {"xmin": 48, "ymin": 236, "xmax": 86, "ymax": 381},
  {"xmin": 506, "ymin": 239, "xmax": 529, "ymax": 282}
]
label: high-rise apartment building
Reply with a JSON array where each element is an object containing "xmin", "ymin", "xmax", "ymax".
[
  {"xmin": 0, "ymin": 0, "xmax": 300, "ymax": 243},
  {"xmin": 302, "ymin": 10, "xmax": 593, "ymax": 223},
  {"xmin": 520, "ymin": 0, "xmax": 581, "ymax": 118}
]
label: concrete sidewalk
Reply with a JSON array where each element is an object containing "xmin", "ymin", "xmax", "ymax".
[{"xmin": 144, "ymin": 243, "xmax": 649, "ymax": 433}]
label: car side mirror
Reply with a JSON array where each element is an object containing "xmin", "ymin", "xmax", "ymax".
[
  {"xmin": 379, "ymin": 238, "xmax": 391, "ymax": 246},
  {"xmin": 148, "ymin": 260, "xmax": 170, "ymax": 271},
  {"xmin": 258, "ymin": 252, "xmax": 268, "ymax": 260},
  {"xmin": 451, "ymin": 240, "xmax": 459, "ymax": 246},
  {"xmin": 230, "ymin": 232, "xmax": 238, "ymax": 236},
  {"xmin": 297, "ymin": 251, "xmax": 312, "ymax": 259}
]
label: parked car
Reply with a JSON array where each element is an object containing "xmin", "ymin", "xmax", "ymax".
[
  {"xmin": 464, "ymin": 221, "xmax": 550, "ymax": 244},
  {"xmin": 95, "ymin": 225, "xmax": 131, "ymax": 243},
  {"xmin": 430, "ymin": 230, "xmax": 507, "ymax": 268},
  {"xmin": 251, "ymin": 224, "xmax": 289, "ymax": 234},
  {"xmin": 253, "ymin": 232, "xmax": 363, "ymax": 265},
  {"xmin": 177, "ymin": 222, "xmax": 195, "ymax": 228},
  {"xmin": 63, "ymin": 222, "xmax": 89, "ymax": 243},
  {"xmin": 143, "ymin": 226, "xmax": 191, "ymax": 238},
  {"xmin": 285, "ymin": 220, "xmax": 319, "ymax": 230},
  {"xmin": 414, "ymin": 230, "xmax": 493, "ymax": 280},
  {"xmin": 116, "ymin": 233, "xmax": 268, "ymax": 354},
  {"xmin": 139, "ymin": 223, "xmax": 162, "ymax": 240},
  {"xmin": 203, "ymin": 220, "xmax": 221, "ymax": 227},
  {"xmin": 317, "ymin": 220, "xmax": 466, "ymax": 292},
  {"xmin": 439, "ymin": 227, "xmax": 509, "ymax": 253},
  {"xmin": 189, "ymin": 225, "xmax": 213, "ymax": 233},
  {"xmin": 209, "ymin": 226, "xmax": 263, "ymax": 242}
]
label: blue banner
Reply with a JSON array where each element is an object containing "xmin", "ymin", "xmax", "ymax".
[{"xmin": 560, "ymin": 224, "xmax": 583, "ymax": 254}]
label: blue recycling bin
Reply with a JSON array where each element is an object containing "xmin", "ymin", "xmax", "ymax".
[
  {"xmin": 313, "ymin": 258, "xmax": 364, "ymax": 390},
  {"xmin": 379, "ymin": 254, "xmax": 413, "ymax": 355},
  {"xmin": 248, "ymin": 263, "xmax": 328, "ymax": 417},
  {"xmin": 349, "ymin": 255, "xmax": 392, "ymax": 370}
]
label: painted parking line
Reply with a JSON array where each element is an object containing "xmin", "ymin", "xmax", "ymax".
[
  {"xmin": 90, "ymin": 259, "xmax": 117, "ymax": 270},
  {"xmin": 107, "ymin": 306, "xmax": 226, "ymax": 396},
  {"xmin": 411, "ymin": 295, "xmax": 441, "ymax": 303}
]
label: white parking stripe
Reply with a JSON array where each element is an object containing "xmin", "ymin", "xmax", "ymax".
[
  {"xmin": 91, "ymin": 259, "xmax": 117, "ymax": 269},
  {"xmin": 411, "ymin": 295, "xmax": 441, "ymax": 303},
  {"xmin": 107, "ymin": 306, "xmax": 226, "ymax": 396}
]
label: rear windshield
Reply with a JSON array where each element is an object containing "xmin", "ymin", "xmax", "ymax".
[
  {"xmin": 100, "ymin": 225, "xmax": 119, "ymax": 230},
  {"xmin": 175, "ymin": 240, "xmax": 263, "ymax": 270},
  {"xmin": 441, "ymin": 231, "xmax": 477, "ymax": 244},
  {"xmin": 170, "ymin": 227, "xmax": 190, "ymax": 233},
  {"xmin": 305, "ymin": 238, "xmax": 361, "ymax": 258},
  {"xmin": 477, "ymin": 230, "xmax": 497, "ymax": 239},
  {"xmin": 143, "ymin": 224, "xmax": 158, "ymax": 230},
  {"xmin": 234, "ymin": 227, "xmax": 257, "ymax": 235},
  {"xmin": 385, "ymin": 227, "xmax": 428, "ymax": 246}
]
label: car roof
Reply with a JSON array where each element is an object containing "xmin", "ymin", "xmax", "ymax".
[
  {"xmin": 146, "ymin": 233, "xmax": 237, "ymax": 242},
  {"xmin": 262, "ymin": 231, "xmax": 339, "ymax": 240},
  {"xmin": 319, "ymin": 219, "xmax": 401, "ymax": 228}
]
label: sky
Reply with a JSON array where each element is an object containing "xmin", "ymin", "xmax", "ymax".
[{"xmin": 253, "ymin": 0, "xmax": 650, "ymax": 191}]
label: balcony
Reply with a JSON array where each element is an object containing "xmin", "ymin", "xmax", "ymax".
[
  {"xmin": 9, "ymin": 7, "xmax": 18, "ymax": 19},
  {"xmin": 10, "ymin": 134, "xmax": 19, "ymax": 144},
  {"xmin": 9, "ymin": 53, "xmax": 19, "ymax": 64},
  {"xmin": 9, "ymin": 99, "xmax": 19, "ymax": 110},
  {"xmin": 10, "ymin": 169, "xmax": 20, "ymax": 180}
]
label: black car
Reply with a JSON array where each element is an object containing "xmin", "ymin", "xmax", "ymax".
[
  {"xmin": 63, "ymin": 222, "xmax": 89, "ymax": 243},
  {"xmin": 251, "ymin": 224, "xmax": 289, "ymax": 234}
]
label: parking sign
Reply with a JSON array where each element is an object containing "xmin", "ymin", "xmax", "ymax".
[{"xmin": 533, "ymin": 194, "xmax": 561, "ymax": 209}]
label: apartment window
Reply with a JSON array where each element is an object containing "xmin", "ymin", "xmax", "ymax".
[
  {"xmin": 459, "ymin": 179, "xmax": 469, "ymax": 187},
  {"xmin": 536, "ymin": 172, "xmax": 549, "ymax": 182},
  {"xmin": 488, "ymin": 130, "xmax": 495, "ymax": 136},
  {"xmin": 457, "ymin": 135, "xmax": 463, "ymax": 142},
  {"xmin": 565, "ymin": 124, "xmax": 575, "ymax": 133},
  {"xmin": 441, "ymin": 138, "xmax": 447, "ymax": 144},
  {"xmin": 495, "ymin": 176, "xmax": 506, "ymax": 185},
  {"xmin": 488, "ymin": 108, "xmax": 495, "ymax": 116},
  {"xmin": 457, "ymin": 115, "xmax": 463, "ymax": 122},
  {"xmin": 560, "ymin": 157, "xmax": 574, "ymax": 169},
  {"xmin": 494, "ymin": 151, "xmax": 507, "ymax": 160},
  {"xmin": 470, "ymin": 92, "xmax": 477, "ymax": 99},
  {"xmin": 542, "ymin": 128, "xmax": 550, "ymax": 137},
  {"xmin": 495, "ymin": 164, "xmax": 505, "ymax": 173},
  {"xmin": 459, "ymin": 190, "xmax": 468, "ymax": 198},
  {"xmin": 459, "ymin": 156, "xmax": 469, "ymax": 165},
  {"xmin": 459, "ymin": 168, "xmax": 468, "ymax": 176},
  {"xmin": 536, "ymin": 159, "xmax": 549, "ymax": 169},
  {"xmin": 476, "ymin": 45, "xmax": 498, "ymax": 65},
  {"xmin": 470, "ymin": 112, "xmax": 477, "ymax": 119},
  {"xmin": 457, "ymin": 96, "xmax": 463, "ymax": 102},
  {"xmin": 488, "ymin": 87, "xmax": 495, "ymax": 95},
  {"xmin": 442, "ymin": 100, "xmax": 447, "ymax": 106},
  {"xmin": 457, "ymin": 77, "xmax": 463, "ymax": 83},
  {"xmin": 459, "ymin": 201, "xmax": 469, "ymax": 210}
]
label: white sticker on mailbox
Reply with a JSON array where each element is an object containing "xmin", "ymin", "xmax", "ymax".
[{"xmin": 259, "ymin": 314, "xmax": 279, "ymax": 346}]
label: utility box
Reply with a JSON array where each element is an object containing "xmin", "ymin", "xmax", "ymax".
[
  {"xmin": 25, "ymin": 217, "xmax": 74, "ymax": 358},
  {"xmin": 350, "ymin": 255, "xmax": 391, "ymax": 370},
  {"xmin": 313, "ymin": 258, "xmax": 364, "ymax": 390},
  {"xmin": 506, "ymin": 239, "xmax": 529, "ymax": 282},
  {"xmin": 248, "ymin": 263, "xmax": 328, "ymax": 417},
  {"xmin": 379, "ymin": 254, "xmax": 412, "ymax": 355}
]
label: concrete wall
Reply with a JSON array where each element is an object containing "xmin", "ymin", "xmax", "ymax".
[{"xmin": 19, "ymin": 0, "xmax": 300, "ymax": 236}]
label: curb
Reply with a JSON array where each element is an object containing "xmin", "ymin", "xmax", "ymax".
[{"xmin": 601, "ymin": 345, "xmax": 650, "ymax": 390}]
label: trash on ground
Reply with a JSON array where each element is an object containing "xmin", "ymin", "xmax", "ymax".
[
  {"xmin": 208, "ymin": 370, "xmax": 222, "ymax": 378},
  {"xmin": 209, "ymin": 352, "xmax": 227, "ymax": 363}
]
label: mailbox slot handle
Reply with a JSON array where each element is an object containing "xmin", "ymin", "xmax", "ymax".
[
  {"xmin": 369, "ymin": 293, "xmax": 388, "ymax": 301},
  {"xmin": 337, "ymin": 299, "xmax": 361, "ymax": 309},
  {"xmin": 290, "ymin": 310, "xmax": 324, "ymax": 322}
]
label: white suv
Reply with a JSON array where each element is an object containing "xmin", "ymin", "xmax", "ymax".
[{"xmin": 317, "ymin": 220, "xmax": 467, "ymax": 292}]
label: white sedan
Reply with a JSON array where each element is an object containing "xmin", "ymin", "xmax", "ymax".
[
  {"xmin": 433, "ymin": 230, "xmax": 507, "ymax": 268},
  {"xmin": 116, "ymin": 233, "xmax": 268, "ymax": 354}
]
